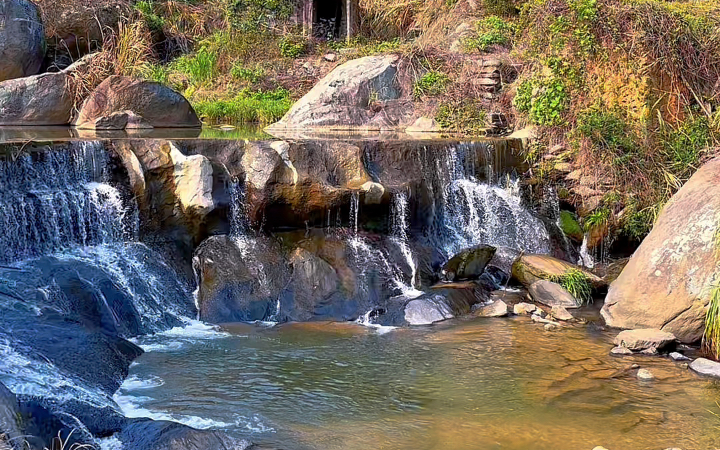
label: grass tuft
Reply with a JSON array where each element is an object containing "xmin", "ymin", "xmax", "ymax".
[
  {"xmin": 704, "ymin": 284, "xmax": 720, "ymax": 360},
  {"xmin": 550, "ymin": 268, "xmax": 593, "ymax": 305}
]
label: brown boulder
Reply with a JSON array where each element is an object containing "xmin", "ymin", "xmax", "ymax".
[
  {"xmin": 0, "ymin": 0, "xmax": 45, "ymax": 82},
  {"xmin": 75, "ymin": 76, "xmax": 201, "ymax": 129},
  {"xmin": 0, "ymin": 71, "xmax": 72, "ymax": 125},
  {"xmin": 601, "ymin": 157, "xmax": 720, "ymax": 343},
  {"xmin": 512, "ymin": 254, "xmax": 604, "ymax": 289}
]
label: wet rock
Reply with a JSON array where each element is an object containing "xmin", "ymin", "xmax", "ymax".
[
  {"xmin": 601, "ymin": 157, "xmax": 720, "ymax": 343},
  {"xmin": 405, "ymin": 296, "xmax": 454, "ymax": 325},
  {"xmin": 473, "ymin": 300, "xmax": 508, "ymax": 317},
  {"xmin": 514, "ymin": 302, "xmax": 537, "ymax": 315},
  {"xmin": 75, "ymin": 76, "xmax": 201, "ymax": 129},
  {"xmin": 119, "ymin": 419, "xmax": 250, "ymax": 450},
  {"xmin": 173, "ymin": 152, "xmax": 215, "ymax": 216},
  {"xmin": 531, "ymin": 314, "xmax": 561, "ymax": 327},
  {"xmin": 407, "ymin": 282, "xmax": 486, "ymax": 325},
  {"xmin": 194, "ymin": 235, "xmax": 290, "ymax": 323},
  {"xmin": 550, "ymin": 305, "xmax": 574, "ymax": 321},
  {"xmin": 544, "ymin": 323, "xmax": 559, "ymax": 331},
  {"xmin": 487, "ymin": 246, "xmax": 522, "ymax": 275},
  {"xmin": 0, "ymin": 0, "xmax": 45, "ymax": 82},
  {"xmin": 689, "ymin": 358, "xmax": 720, "ymax": 379},
  {"xmin": 613, "ymin": 329, "xmax": 677, "ymax": 352},
  {"xmin": 442, "ymin": 245, "xmax": 496, "ymax": 281},
  {"xmin": 267, "ymin": 54, "xmax": 412, "ymax": 131},
  {"xmin": 512, "ymin": 254, "xmax": 604, "ymax": 289},
  {"xmin": 610, "ymin": 346, "xmax": 633, "ymax": 356},
  {"xmin": 669, "ymin": 352, "xmax": 690, "ymax": 361},
  {"xmin": 288, "ymin": 248, "xmax": 349, "ymax": 322},
  {"xmin": 528, "ymin": 280, "xmax": 579, "ymax": 309},
  {"xmin": 0, "ymin": 383, "xmax": 21, "ymax": 450},
  {"xmin": 636, "ymin": 368, "xmax": 654, "ymax": 381}
]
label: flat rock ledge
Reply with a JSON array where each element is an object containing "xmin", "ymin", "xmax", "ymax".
[
  {"xmin": 613, "ymin": 328, "xmax": 677, "ymax": 352},
  {"xmin": 689, "ymin": 358, "xmax": 720, "ymax": 379}
]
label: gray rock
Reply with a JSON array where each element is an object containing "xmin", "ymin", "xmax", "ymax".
[
  {"xmin": 637, "ymin": 368, "xmax": 655, "ymax": 381},
  {"xmin": 669, "ymin": 352, "xmax": 690, "ymax": 361},
  {"xmin": 473, "ymin": 300, "xmax": 508, "ymax": 318},
  {"xmin": 405, "ymin": 296, "xmax": 454, "ymax": 325},
  {"xmin": 0, "ymin": 382, "xmax": 22, "ymax": 450},
  {"xmin": 550, "ymin": 305, "xmax": 574, "ymax": 321},
  {"xmin": 0, "ymin": 71, "xmax": 73, "ymax": 125},
  {"xmin": 119, "ymin": 420, "xmax": 250, "ymax": 450},
  {"xmin": 0, "ymin": 0, "xmax": 45, "ymax": 82},
  {"xmin": 689, "ymin": 358, "xmax": 720, "ymax": 379},
  {"xmin": 610, "ymin": 346, "xmax": 633, "ymax": 356},
  {"xmin": 528, "ymin": 280, "xmax": 580, "ymax": 309},
  {"xmin": 613, "ymin": 329, "xmax": 677, "ymax": 352},
  {"xmin": 442, "ymin": 245, "xmax": 496, "ymax": 281},
  {"xmin": 514, "ymin": 302, "xmax": 537, "ymax": 315}
]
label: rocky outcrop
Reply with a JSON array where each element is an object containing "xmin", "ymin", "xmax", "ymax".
[
  {"xmin": 528, "ymin": 280, "xmax": 579, "ymax": 309},
  {"xmin": 267, "ymin": 54, "xmax": 413, "ymax": 132},
  {"xmin": 442, "ymin": 245, "xmax": 496, "ymax": 281},
  {"xmin": 601, "ymin": 157, "xmax": 720, "ymax": 343},
  {"xmin": 75, "ymin": 76, "xmax": 201, "ymax": 129},
  {"xmin": 512, "ymin": 254, "xmax": 604, "ymax": 289},
  {"xmin": 0, "ymin": 0, "xmax": 45, "ymax": 82}
]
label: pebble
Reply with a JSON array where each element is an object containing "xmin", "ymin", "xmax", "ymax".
[
  {"xmin": 669, "ymin": 352, "xmax": 690, "ymax": 361},
  {"xmin": 592, "ymin": 447, "xmax": 610, "ymax": 450},
  {"xmin": 631, "ymin": 364, "xmax": 639, "ymax": 369},
  {"xmin": 637, "ymin": 368, "xmax": 655, "ymax": 381},
  {"xmin": 610, "ymin": 346, "xmax": 633, "ymax": 356}
]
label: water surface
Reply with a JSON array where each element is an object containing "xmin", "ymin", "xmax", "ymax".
[{"xmin": 119, "ymin": 318, "xmax": 720, "ymax": 450}]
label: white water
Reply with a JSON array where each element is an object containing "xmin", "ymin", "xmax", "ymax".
[{"xmin": 578, "ymin": 235, "xmax": 595, "ymax": 269}]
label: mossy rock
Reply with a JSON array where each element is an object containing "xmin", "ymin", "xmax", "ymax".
[
  {"xmin": 511, "ymin": 254, "xmax": 604, "ymax": 289},
  {"xmin": 559, "ymin": 210, "xmax": 584, "ymax": 242}
]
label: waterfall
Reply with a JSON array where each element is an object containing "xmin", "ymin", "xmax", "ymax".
[
  {"xmin": 434, "ymin": 144, "xmax": 551, "ymax": 257},
  {"xmin": 390, "ymin": 192, "xmax": 419, "ymax": 292},
  {"xmin": 578, "ymin": 235, "xmax": 595, "ymax": 269},
  {"xmin": 228, "ymin": 178, "xmax": 249, "ymax": 237}
]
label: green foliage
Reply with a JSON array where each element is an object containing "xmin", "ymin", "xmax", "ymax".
[
  {"xmin": 559, "ymin": 210, "xmax": 583, "ymax": 240},
  {"xmin": 174, "ymin": 47, "xmax": 217, "ymax": 84},
  {"xmin": 550, "ymin": 269, "xmax": 593, "ymax": 305},
  {"xmin": 514, "ymin": 76, "xmax": 569, "ymax": 126},
  {"xmin": 231, "ymin": 63, "xmax": 265, "ymax": 83},
  {"xmin": 228, "ymin": 0, "xmax": 294, "ymax": 32},
  {"xmin": 483, "ymin": 0, "xmax": 518, "ymax": 16},
  {"xmin": 705, "ymin": 284, "xmax": 720, "ymax": 360},
  {"xmin": 466, "ymin": 16, "xmax": 515, "ymax": 52},
  {"xmin": 576, "ymin": 108, "xmax": 638, "ymax": 154},
  {"xmin": 139, "ymin": 62, "xmax": 171, "ymax": 85},
  {"xmin": 584, "ymin": 207, "xmax": 609, "ymax": 233},
  {"xmin": 435, "ymin": 101, "xmax": 487, "ymax": 132},
  {"xmin": 661, "ymin": 114, "xmax": 717, "ymax": 179},
  {"xmin": 134, "ymin": 1, "xmax": 166, "ymax": 32},
  {"xmin": 194, "ymin": 88, "xmax": 292, "ymax": 124},
  {"xmin": 413, "ymin": 71, "xmax": 450, "ymax": 99},
  {"xmin": 278, "ymin": 36, "xmax": 307, "ymax": 58}
]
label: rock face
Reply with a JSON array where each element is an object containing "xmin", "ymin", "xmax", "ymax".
[
  {"xmin": 442, "ymin": 245, "xmax": 496, "ymax": 281},
  {"xmin": 75, "ymin": 76, "xmax": 201, "ymax": 129},
  {"xmin": 689, "ymin": 358, "xmax": 720, "ymax": 379},
  {"xmin": 601, "ymin": 157, "xmax": 720, "ymax": 343},
  {"xmin": 267, "ymin": 54, "xmax": 413, "ymax": 131},
  {"xmin": 613, "ymin": 329, "xmax": 677, "ymax": 352},
  {"xmin": 512, "ymin": 254, "xmax": 603, "ymax": 288},
  {"xmin": 0, "ymin": 0, "xmax": 45, "ymax": 82},
  {"xmin": 528, "ymin": 280, "xmax": 579, "ymax": 309}
]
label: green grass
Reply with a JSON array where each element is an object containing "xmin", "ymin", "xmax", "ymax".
[
  {"xmin": 435, "ymin": 101, "xmax": 487, "ymax": 132},
  {"xmin": 584, "ymin": 207, "xmax": 610, "ymax": 233},
  {"xmin": 413, "ymin": 71, "xmax": 450, "ymax": 99},
  {"xmin": 230, "ymin": 63, "xmax": 264, "ymax": 83},
  {"xmin": 551, "ymin": 268, "xmax": 593, "ymax": 305},
  {"xmin": 174, "ymin": 47, "xmax": 218, "ymax": 85},
  {"xmin": 278, "ymin": 36, "xmax": 307, "ymax": 58},
  {"xmin": 466, "ymin": 16, "xmax": 515, "ymax": 52},
  {"xmin": 705, "ymin": 284, "xmax": 720, "ymax": 359},
  {"xmin": 193, "ymin": 88, "xmax": 292, "ymax": 124}
]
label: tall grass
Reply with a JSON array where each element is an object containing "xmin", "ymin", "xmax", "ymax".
[
  {"xmin": 550, "ymin": 269, "xmax": 593, "ymax": 305},
  {"xmin": 704, "ymin": 284, "xmax": 720, "ymax": 360},
  {"xmin": 194, "ymin": 88, "xmax": 292, "ymax": 124}
]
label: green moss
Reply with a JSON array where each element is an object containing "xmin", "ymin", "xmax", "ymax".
[
  {"xmin": 413, "ymin": 71, "xmax": 450, "ymax": 99},
  {"xmin": 559, "ymin": 210, "xmax": 583, "ymax": 240}
]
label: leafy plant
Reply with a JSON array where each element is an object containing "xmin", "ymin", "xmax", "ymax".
[
  {"xmin": 174, "ymin": 47, "xmax": 217, "ymax": 84},
  {"xmin": 551, "ymin": 269, "xmax": 593, "ymax": 305},
  {"xmin": 584, "ymin": 207, "xmax": 610, "ymax": 233},
  {"xmin": 413, "ymin": 71, "xmax": 450, "ymax": 99},
  {"xmin": 466, "ymin": 16, "xmax": 515, "ymax": 52},
  {"xmin": 134, "ymin": 0, "xmax": 165, "ymax": 32},
  {"xmin": 231, "ymin": 63, "xmax": 264, "ymax": 83},
  {"xmin": 278, "ymin": 36, "xmax": 306, "ymax": 58},
  {"xmin": 514, "ymin": 76, "xmax": 569, "ymax": 126},
  {"xmin": 704, "ymin": 284, "xmax": 720, "ymax": 359}
]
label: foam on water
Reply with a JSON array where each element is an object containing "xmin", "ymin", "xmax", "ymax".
[
  {"xmin": 132, "ymin": 319, "xmax": 231, "ymax": 353},
  {"xmin": 113, "ymin": 391, "xmax": 234, "ymax": 429}
]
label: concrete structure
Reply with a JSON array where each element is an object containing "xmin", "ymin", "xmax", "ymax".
[{"xmin": 294, "ymin": 0, "xmax": 358, "ymax": 40}]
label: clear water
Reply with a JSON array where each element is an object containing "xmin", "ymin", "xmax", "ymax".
[{"xmin": 118, "ymin": 319, "xmax": 720, "ymax": 450}]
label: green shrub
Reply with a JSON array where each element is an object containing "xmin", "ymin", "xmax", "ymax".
[
  {"xmin": 483, "ymin": 0, "xmax": 518, "ymax": 16},
  {"xmin": 279, "ymin": 36, "xmax": 307, "ymax": 58},
  {"xmin": 514, "ymin": 76, "xmax": 569, "ymax": 126},
  {"xmin": 231, "ymin": 63, "xmax": 265, "ymax": 83},
  {"xmin": 228, "ymin": 0, "xmax": 294, "ymax": 32},
  {"xmin": 134, "ymin": 0, "xmax": 165, "ymax": 32},
  {"xmin": 139, "ymin": 62, "xmax": 171, "ymax": 85},
  {"xmin": 466, "ymin": 16, "xmax": 515, "ymax": 52},
  {"xmin": 662, "ymin": 115, "xmax": 717, "ymax": 179},
  {"xmin": 621, "ymin": 204, "xmax": 656, "ymax": 241},
  {"xmin": 194, "ymin": 88, "xmax": 292, "ymax": 124},
  {"xmin": 550, "ymin": 269, "xmax": 593, "ymax": 305},
  {"xmin": 576, "ymin": 108, "xmax": 638, "ymax": 153},
  {"xmin": 413, "ymin": 71, "xmax": 450, "ymax": 99},
  {"xmin": 174, "ymin": 47, "xmax": 217, "ymax": 84},
  {"xmin": 435, "ymin": 101, "xmax": 487, "ymax": 132}
]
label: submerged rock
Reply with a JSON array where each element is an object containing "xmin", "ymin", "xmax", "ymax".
[
  {"xmin": 636, "ymin": 368, "xmax": 655, "ymax": 381},
  {"xmin": 473, "ymin": 299, "xmax": 508, "ymax": 317},
  {"xmin": 689, "ymin": 358, "xmax": 720, "ymax": 379},
  {"xmin": 601, "ymin": 157, "xmax": 720, "ymax": 343},
  {"xmin": 0, "ymin": 0, "xmax": 45, "ymax": 82},
  {"xmin": 75, "ymin": 76, "xmax": 201, "ymax": 129},
  {"xmin": 528, "ymin": 280, "xmax": 579, "ymax": 309},
  {"xmin": 119, "ymin": 420, "xmax": 250, "ymax": 450},
  {"xmin": 512, "ymin": 254, "xmax": 603, "ymax": 289},
  {"xmin": 613, "ymin": 329, "xmax": 677, "ymax": 352},
  {"xmin": 610, "ymin": 346, "xmax": 633, "ymax": 356},
  {"xmin": 442, "ymin": 245, "xmax": 496, "ymax": 281}
]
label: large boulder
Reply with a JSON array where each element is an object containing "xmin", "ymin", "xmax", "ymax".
[
  {"xmin": 601, "ymin": 157, "xmax": 720, "ymax": 343},
  {"xmin": 119, "ymin": 420, "xmax": 250, "ymax": 450},
  {"xmin": 0, "ymin": 0, "xmax": 45, "ymax": 82},
  {"xmin": 442, "ymin": 245, "xmax": 496, "ymax": 281},
  {"xmin": 512, "ymin": 254, "xmax": 604, "ymax": 289},
  {"xmin": 75, "ymin": 76, "xmax": 201, "ymax": 129},
  {"xmin": 267, "ymin": 54, "xmax": 412, "ymax": 132},
  {"xmin": 528, "ymin": 280, "xmax": 579, "ymax": 309}
]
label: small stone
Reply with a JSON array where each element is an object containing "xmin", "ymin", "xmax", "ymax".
[
  {"xmin": 640, "ymin": 347, "xmax": 659, "ymax": 356},
  {"xmin": 550, "ymin": 305, "xmax": 574, "ymax": 321},
  {"xmin": 610, "ymin": 346, "xmax": 633, "ymax": 356},
  {"xmin": 513, "ymin": 302, "xmax": 537, "ymax": 315},
  {"xmin": 689, "ymin": 358, "xmax": 720, "ymax": 379},
  {"xmin": 323, "ymin": 53, "xmax": 338, "ymax": 62},
  {"xmin": 473, "ymin": 300, "xmax": 508, "ymax": 318},
  {"xmin": 544, "ymin": 323, "xmax": 559, "ymax": 331},
  {"xmin": 669, "ymin": 352, "xmax": 690, "ymax": 361},
  {"xmin": 637, "ymin": 368, "xmax": 655, "ymax": 381},
  {"xmin": 592, "ymin": 447, "xmax": 610, "ymax": 450}
]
